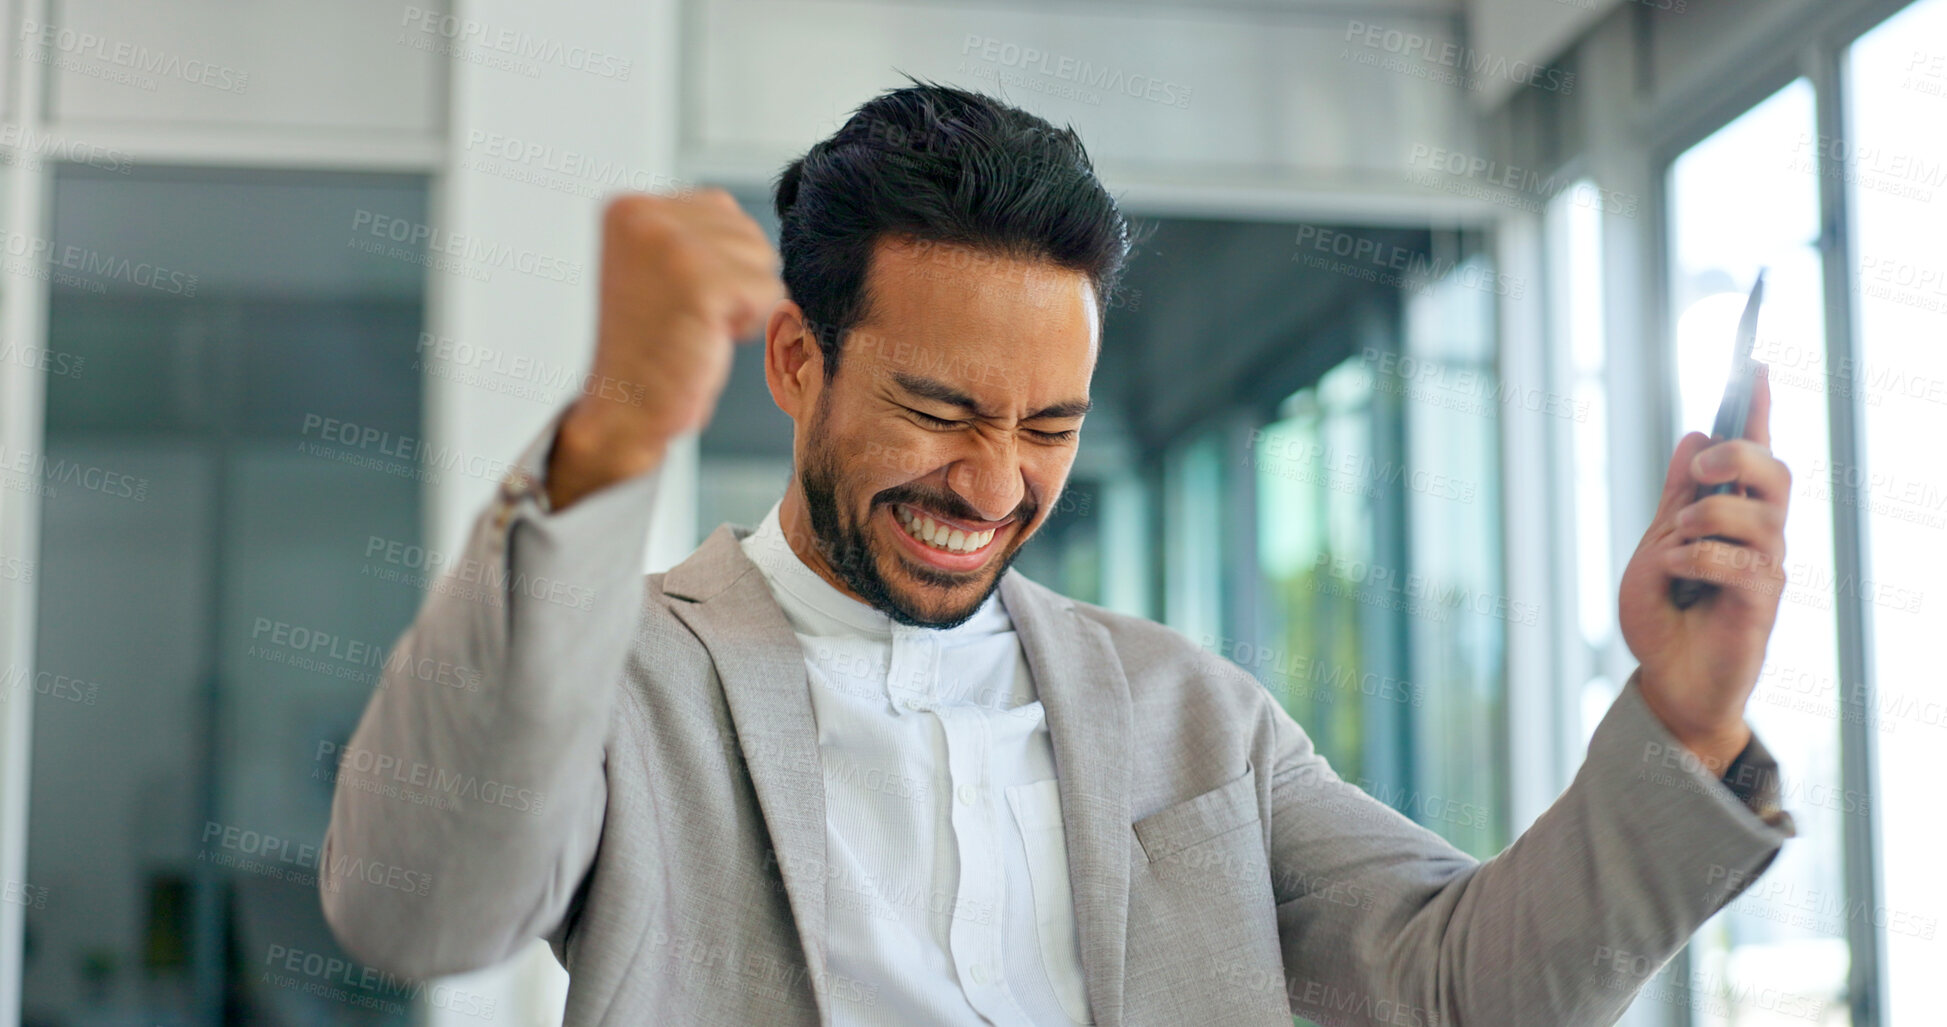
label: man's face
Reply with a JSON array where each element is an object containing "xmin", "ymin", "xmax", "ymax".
[{"xmin": 792, "ymin": 237, "xmax": 1098, "ymax": 628}]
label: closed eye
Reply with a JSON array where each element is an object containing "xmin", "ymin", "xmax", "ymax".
[
  {"xmin": 907, "ymin": 408, "xmax": 963, "ymax": 430},
  {"xmin": 906, "ymin": 405, "xmax": 1078, "ymax": 442}
]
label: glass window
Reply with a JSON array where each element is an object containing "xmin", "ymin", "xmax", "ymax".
[
  {"xmin": 1397, "ymin": 253, "xmax": 1509, "ymax": 860},
  {"xmin": 23, "ymin": 168, "xmax": 427, "ymax": 1026},
  {"xmin": 1252, "ymin": 360, "xmax": 1380, "ymax": 786},
  {"xmin": 1547, "ymin": 181, "xmax": 1621, "ymax": 746},
  {"xmin": 1244, "ymin": 250, "xmax": 1509, "ymax": 858},
  {"xmin": 1845, "ymin": 2, "xmax": 1947, "ymax": 1023},
  {"xmin": 1163, "ymin": 426, "xmax": 1227, "ymax": 646},
  {"xmin": 1668, "ymin": 79, "xmax": 1852, "ymax": 1025}
]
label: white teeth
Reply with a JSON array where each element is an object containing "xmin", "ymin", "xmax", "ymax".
[{"xmin": 896, "ymin": 505, "xmax": 995, "ymax": 554}]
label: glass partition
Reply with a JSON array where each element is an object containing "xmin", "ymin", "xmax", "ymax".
[
  {"xmin": 1845, "ymin": 2, "xmax": 1947, "ymax": 1023},
  {"xmin": 1667, "ymin": 78, "xmax": 1851, "ymax": 1026},
  {"xmin": 22, "ymin": 166, "xmax": 428, "ymax": 1027}
]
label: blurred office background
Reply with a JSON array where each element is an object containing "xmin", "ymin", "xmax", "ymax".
[{"xmin": 0, "ymin": 0, "xmax": 1941, "ymax": 1024}]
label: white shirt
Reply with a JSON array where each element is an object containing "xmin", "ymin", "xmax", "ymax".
[{"xmin": 740, "ymin": 501, "xmax": 1095, "ymax": 1025}]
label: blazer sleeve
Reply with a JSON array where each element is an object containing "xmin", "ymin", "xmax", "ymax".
[
  {"xmin": 1268, "ymin": 670, "xmax": 1796, "ymax": 1026},
  {"xmin": 319, "ymin": 403, "xmax": 663, "ymax": 979}
]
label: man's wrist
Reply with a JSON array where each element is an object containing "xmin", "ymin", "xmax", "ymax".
[
  {"xmin": 545, "ymin": 401, "xmax": 671, "ymax": 511},
  {"xmin": 1671, "ymin": 725, "xmax": 1753, "ymax": 779},
  {"xmin": 1634, "ymin": 669, "xmax": 1753, "ymax": 777}
]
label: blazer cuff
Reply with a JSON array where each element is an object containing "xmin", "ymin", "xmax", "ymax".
[
  {"xmin": 1603, "ymin": 669, "xmax": 1797, "ymax": 838},
  {"xmin": 494, "ymin": 403, "xmax": 664, "ymax": 550},
  {"xmin": 1719, "ymin": 731, "xmax": 1796, "ymax": 836},
  {"xmin": 1580, "ymin": 670, "xmax": 1796, "ymax": 914},
  {"xmin": 481, "ymin": 404, "xmax": 665, "ymax": 623}
]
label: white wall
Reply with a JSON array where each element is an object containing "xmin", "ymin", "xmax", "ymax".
[
  {"xmin": 683, "ymin": 0, "xmax": 1485, "ymax": 222},
  {"xmin": 1467, "ymin": 0, "xmax": 1618, "ymax": 110},
  {"xmin": 44, "ymin": 0, "xmax": 444, "ymax": 132},
  {"xmin": 415, "ymin": 0, "xmax": 688, "ymax": 1022}
]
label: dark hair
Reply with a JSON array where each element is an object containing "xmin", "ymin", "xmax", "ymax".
[{"xmin": 773, "ymin": 78, "xmax": 1130, "ymax": 374}]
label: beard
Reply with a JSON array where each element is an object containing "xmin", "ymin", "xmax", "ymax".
[{"xmin": 797, "ymin": 402, "xmax": 1033, "ymax": 629}]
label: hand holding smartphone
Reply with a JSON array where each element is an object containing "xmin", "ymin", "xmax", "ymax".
[{"xmin": 1669, "ymin": 270, "xmax": 1766, "ymax": 610}]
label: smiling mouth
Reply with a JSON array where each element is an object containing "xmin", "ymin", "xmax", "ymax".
[{"xmin": 892, "ymin": 503, "xmax": 999, "ymax": 555}]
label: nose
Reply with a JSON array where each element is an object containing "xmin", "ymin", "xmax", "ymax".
[{"xmin": 946, "ymin": 432, "xmax": 1026, "ymax": 524}]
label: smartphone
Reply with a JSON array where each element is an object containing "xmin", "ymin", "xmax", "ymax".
[{"xmin": 1670, "ymin": 270, "xmax": 1765, "ymax": 611}]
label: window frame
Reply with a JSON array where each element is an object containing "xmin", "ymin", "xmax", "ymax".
[{"xmin": 1637, "ymin": 5, "xmax": 1919, "ymax": 1023}]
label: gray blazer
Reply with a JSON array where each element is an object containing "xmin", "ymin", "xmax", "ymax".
[{"xmin": 320, "ymin": 417, "xmax": 1795, "ymax": 1026}]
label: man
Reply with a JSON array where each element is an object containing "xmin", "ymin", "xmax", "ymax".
[{"xmin": 321, "ymin": 82, "xmax": 1796, "ymax": 1025}]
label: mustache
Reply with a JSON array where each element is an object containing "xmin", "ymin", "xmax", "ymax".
[{"xmin": 872, "ymin": 483, "xmax": 1035, "ymax": 527}]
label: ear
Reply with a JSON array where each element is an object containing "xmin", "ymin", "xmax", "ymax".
[{"xmin": 764, "ymin": 300, "xmax": 825, "ymax": 422}]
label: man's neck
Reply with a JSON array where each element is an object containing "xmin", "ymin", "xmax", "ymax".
[{"xmin": 777, "ymin": 483, "xmax": 874, "ymax": 607}]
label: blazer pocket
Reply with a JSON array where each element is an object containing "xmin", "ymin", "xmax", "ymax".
[
  {"xmin": 1005, "ymin": 778, "xmax": 1094, "ymax": 1025},
  {"xmin": 1132, "ymin": 766, "xmax": 1260, "ymax": 864}
]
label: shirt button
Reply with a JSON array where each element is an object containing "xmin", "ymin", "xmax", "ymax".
[
  {"xmin": 956, "ymin": 783, "xmax": 976, "ymax": 805},
  {"xmin": 902, "ymin": 697, "xmax": 923, "ymax": 711},
  {"xmin": 969, "ymin": 964, "xmax": 989, "ymax": 985}
]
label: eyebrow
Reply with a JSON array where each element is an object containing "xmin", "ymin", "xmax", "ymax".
[{"xmin": 890, "ymin": 371, "xmax": 1092, "ymax": 422}]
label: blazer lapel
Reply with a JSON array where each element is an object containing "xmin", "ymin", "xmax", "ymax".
[
  {"xmin": 664, "ymin": 524, "xmax": 834, "ymax": 1024},
  {"xmin": 1002, "ymin": 572, "xmax": 1133, "ymax": 1027}
]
